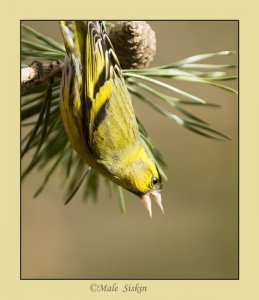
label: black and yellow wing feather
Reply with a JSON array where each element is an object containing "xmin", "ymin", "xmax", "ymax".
[{"xmin": 60, "ymin": 21, "xmax": 141, "ymax": 181}]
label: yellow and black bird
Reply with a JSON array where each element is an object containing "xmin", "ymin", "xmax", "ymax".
[{"xmin": 60, "ymin": 21, "xmax": 163, "ymax": 217}]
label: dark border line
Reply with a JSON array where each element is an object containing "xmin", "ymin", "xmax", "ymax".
[{"xmin": 20, "ymin": 19, "xmax": 239, "ymax": 281}]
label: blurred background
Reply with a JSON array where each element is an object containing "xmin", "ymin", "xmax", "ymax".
[{"xmin": 21, "ymin": 21, "xmax": 238, "ymax": 279}]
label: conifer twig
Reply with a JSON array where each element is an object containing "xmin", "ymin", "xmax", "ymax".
[
  {"xmin": 21, "ymin": 22, "xmax": 237, "ymax": 211},
  {"xmin": 21, "ymin": 61, "xmax": 64, "ymax": 86}
]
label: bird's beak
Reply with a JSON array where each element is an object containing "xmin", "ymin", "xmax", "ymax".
[{"xmin": 141, "ymin": 191, "xmax": 164, "ymax": 218}]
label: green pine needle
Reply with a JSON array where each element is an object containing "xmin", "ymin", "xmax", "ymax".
[{"xmin": 117, "ymin": 187, "xmax": 126, "ymax": 214}]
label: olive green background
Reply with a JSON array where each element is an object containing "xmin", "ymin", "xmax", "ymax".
[{"xmin": 21, "ymin": 20, "xmax": 238, "ymax": 279}]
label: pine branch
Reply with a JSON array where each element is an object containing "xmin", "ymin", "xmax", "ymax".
[
  {"xmin": 21, "ymin": 21, "xmax": 238, "ymax": 213},
  {"xmin": 21, "ymin": 61, "xmax": 64, "ymax": 87}
]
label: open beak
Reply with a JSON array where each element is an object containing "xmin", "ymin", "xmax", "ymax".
[{"xmin": 141, "ymin": 190, "xmax": 164, "ymax": 218}]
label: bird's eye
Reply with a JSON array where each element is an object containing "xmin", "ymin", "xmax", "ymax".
[{"xmin": 151, "ymin": 177, "xmax": 159, "ymax": 186}]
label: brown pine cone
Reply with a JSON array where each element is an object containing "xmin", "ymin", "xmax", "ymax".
[{"xmin": 108, "ymin": 21, "xmax": 156, "ymax": 69}]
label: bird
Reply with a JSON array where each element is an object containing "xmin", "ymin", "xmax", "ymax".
[{"xmin": 59, "ymin": 20, "xmax": 163, "ymax": 217}]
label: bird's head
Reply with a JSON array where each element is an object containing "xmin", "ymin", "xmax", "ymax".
[
  {"xmin": 139, "ymin": 174, "xmax": 163, "ymax": 218},
  {"xmin": 120, "ymin": 146, "xmax": 164, "ymax": 217}
]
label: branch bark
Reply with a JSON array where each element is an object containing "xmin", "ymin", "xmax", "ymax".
[{"xmin": 21, "ymin": 61, "xmax": 64, "ymax": 87}]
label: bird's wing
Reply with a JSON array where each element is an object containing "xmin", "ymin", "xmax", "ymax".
[
  {"xmin": 84, "ymin": 21, "xmax": 140, "ymax": 169},
  {"xmin": 60, "ymin": 21, "xmax": 140, "ymax": 172}
]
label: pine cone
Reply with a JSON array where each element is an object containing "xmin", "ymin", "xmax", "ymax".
[{"xmin": 108, "ymin": 21, "xmax": 156, "ymax": 69}]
